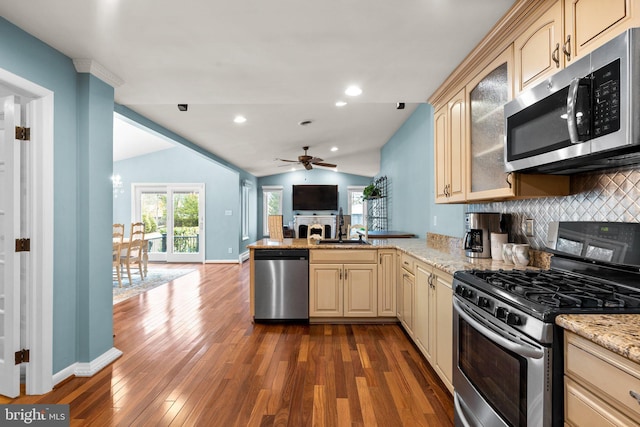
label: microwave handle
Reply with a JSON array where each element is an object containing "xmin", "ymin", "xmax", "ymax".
[{"xmin": 567, "ymin": 77, "xmax": 581, "ymax": 144}]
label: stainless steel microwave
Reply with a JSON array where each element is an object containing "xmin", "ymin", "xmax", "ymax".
[{"xmin": 504, "ymin": 27, "xmax": 640, "ymax": 174}]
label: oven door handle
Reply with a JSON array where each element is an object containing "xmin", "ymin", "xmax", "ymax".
[{"xmin": 454, "ymin": 298, "xmax": 545, "ymax": 359}]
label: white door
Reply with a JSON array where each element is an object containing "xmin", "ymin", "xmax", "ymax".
[
  {"xmin": 134, "ymin": 184, "xmax": 205, "ymax": 263},
  {"xmin": 0, "ymin": 96, "xmax": 22, "ymax": 397}
]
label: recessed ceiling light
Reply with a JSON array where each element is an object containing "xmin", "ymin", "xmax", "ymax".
[
  {"xmin": 331, "ymin": 147, "xmax": 338, "ymax": 152},
  {"xmin": 335, "ymin": 101, "xmax": 347, "ymax": 107},
  {"xmin": 345, "ymin": 85, "xmax": 362, "ymax": 96},
  {"xmin": 234, "ymin": 115, "xmax": 247, "ymax": 124}
]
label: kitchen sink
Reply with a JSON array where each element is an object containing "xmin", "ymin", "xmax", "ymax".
[{"xmin": 317, "ymin": 239, "xmax": 370, "ymax": 245}]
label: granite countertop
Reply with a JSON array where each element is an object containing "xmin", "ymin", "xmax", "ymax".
[
  {"xmin": 556, "ymin": 314, "xmax": 640, "ymax": 364},
  {"xmin": 248, "ymin": 237, "xmax": 530, "ymax": 275}
]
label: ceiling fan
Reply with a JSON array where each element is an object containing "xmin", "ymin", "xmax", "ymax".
[{"xmin": 276, "ymin": 146, "xmax": 337, "ymax": 170}]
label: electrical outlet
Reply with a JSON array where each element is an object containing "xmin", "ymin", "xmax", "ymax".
[
  {"xmin": 524, "ymin": 218, "xmax": 534, "ymax": 237},
  {"xmin": 433, "ymin": 216, "xmax": 437, "ymax": 226},
  {"xmin": 228, "ymin": 248, "xmax": 232, "ymax": 254}
]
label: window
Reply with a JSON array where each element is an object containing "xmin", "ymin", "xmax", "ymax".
[
  {"xmin": 241, "ymin": 181, "xmax": 251, "ymax": 240},
  {"xmin": 262, "ymin": 186, "xmax": 283, "ymax": 236},
  {"xmin": 347, "ymin": 186, "xmax": 365, "ymax": 225}
]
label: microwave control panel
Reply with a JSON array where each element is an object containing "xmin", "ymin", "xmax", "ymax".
[{"xmin": 592, "ymin": 59, "xmax": 620, "ymax": 138}]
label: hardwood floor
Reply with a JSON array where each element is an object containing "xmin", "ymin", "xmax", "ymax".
[{"xmin": 5, "ymin": 262, "xmax": 454, "ymax": 426}]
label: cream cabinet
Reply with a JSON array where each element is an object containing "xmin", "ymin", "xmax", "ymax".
[
  {"xmin": 399, "ymin": 254, "xmax": 454, "ymax": 394},
  {"xmin": 399, "ymin": 253, "xmax": 415, "ymax": 336},
  {"xmin": 434, "ymin": 88, "xmax": 466, "ymax": 203},
  {"xmin": 565, "ymin": 0, "xmax": 640, "ymax": 63},
  {"xmin": 432, "ymin": 268, "xmax": 454, "ymax": 392},
  {"xmin": 564, "ymin": 331, "xmax": 640, "ymax": 426},
  {"xmin": 309, "ymin": 250, "xmax": 378, "ymax": 318},
  {"xmin": 515, "ymin": 0, "xmax": 640, "ymax": 94},
  {"xmin": 414, "ymin": 261, "xmax": 433, "ymax": 362},
  {"xmin": 377, "ymin": 249, "xmax": 396, "ymax": 317},
  {"xmin": 514, "ymin": 1, "xmax": 564, "ymax": 93}
]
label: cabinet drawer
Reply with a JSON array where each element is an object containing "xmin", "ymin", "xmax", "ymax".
[
  {"xmin": 565, "ymin": 377, "xmax": 638, "ymax": 427},
  {"xmin": 565, "ymin": 332, "xmax": 640, "ymax": 420},
  {"xmin": 310, "ymin": 249, "xmax": 377, "ymax": 264},
  {"xmin": 400, "ymin": 253, "xmax": 415, "ymax": 273}
]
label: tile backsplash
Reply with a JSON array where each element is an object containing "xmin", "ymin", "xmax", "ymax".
[{"xmin": 468, "ymin": 167, "xmax": 640, "ymax": 250}]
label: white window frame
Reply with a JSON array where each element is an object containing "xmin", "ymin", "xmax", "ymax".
[
  {"xmin": 241, "ymin": 181, "xmax": 251, "ymax": 241},
  {"xmin": 347, "ymin": 186, "xmax": 365, "ymax": 225},
  {"xmin": 262, "ymin": 185, "xmax": 283, "ymax": 237}
]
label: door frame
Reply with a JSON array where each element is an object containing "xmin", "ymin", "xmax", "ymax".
[
  {"xmin": 0, "ymin": 68, "xmax": 54, "ymax": 395},
  {"xmin": 133, "ymin": 183, "xmax": 205, "ymax": 263}
]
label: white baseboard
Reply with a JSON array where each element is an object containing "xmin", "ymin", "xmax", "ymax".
[
  {"xmin": 205, "ymin": 259, "xmax": 241, "ymax": 264},
  {"xmin": 240, "ymin": 250, "xmax": 250, "ymax": 262},
  {"xmin": 53, "ymin": 347, "xmax": 123, "ymax": 385}
]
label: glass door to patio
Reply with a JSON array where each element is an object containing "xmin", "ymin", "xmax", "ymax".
[{"xmin": 134, "ymin": 184, "xmax": 205, "ymax": 263}]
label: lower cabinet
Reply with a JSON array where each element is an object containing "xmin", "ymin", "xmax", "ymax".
[
  {"xmin": 377, "ymin": 249, "xmax": 397, "ymax": 317},
  {"xmin": 401, "ymin": 254, "xmax": 454, "ymax": 394},
  {"xmin": 564, "ymin": 331, "xmax": 640, "ymax": 426},
  {"xmin": 309, "ymin": 249, "xmax": 378, "ymax": 318}
]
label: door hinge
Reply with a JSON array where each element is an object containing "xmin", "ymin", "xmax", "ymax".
[
  {"xmin": 15, "ymin": 126, "xmax": 30, "ymax": 141},
  {"xmin": 15, "ymin": 349, "xmax": 30, "ymax": 365},
  {"xmin": 15, "ymin": 238, "xmax": 31, "ymax": 252}
]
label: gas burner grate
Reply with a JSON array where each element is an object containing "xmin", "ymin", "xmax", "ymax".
[{"xmin": 468, "ymin": 269, "xmax": 640, "ymax": 309}]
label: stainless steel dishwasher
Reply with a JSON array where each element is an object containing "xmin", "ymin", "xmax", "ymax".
[{"xmin": 253, "ymin": 249, "xmax": 309, "ymax": 322}]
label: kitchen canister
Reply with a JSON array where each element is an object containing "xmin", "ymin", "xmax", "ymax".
[
  {"xmin": 490, "ymin": 233, "xmax": 508, "ymax": 261},
  {"xmin": 512, "ymin": 244, "xmax": 531, "ymax": 267},
  {"xmin": 502, "ymin": 243, "xmax": 515, "ymax": 264}
]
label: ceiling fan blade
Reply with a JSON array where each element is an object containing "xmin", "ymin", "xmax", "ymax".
[
  {"xmin": 276, "ymin": 158, "xmax": 299, "ymax": 163},
  {"xmin": 313, "ymin": 161, "xmax": 337, "ymax": 168},
  {"xmin": 304, "ymin": 163, "xmax": 313, "ymax": 170}
]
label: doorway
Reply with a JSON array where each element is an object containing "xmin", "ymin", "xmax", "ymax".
[
  {"xmin": 0, "ymin": 72, "xmax": 54, "ymax": 397},
  {"xmin": 134, "ymin": 184, "xmax": 205, "ymax": 263}
]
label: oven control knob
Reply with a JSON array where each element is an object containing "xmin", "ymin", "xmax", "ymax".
[
  {"xmin": 462, "ymin": 288, "xmax": 475, "ymax": 299},
  {"xmin": 506, "ymin": 312, "xmax": 521, "ymax": 326},
  {"xmin": 455, "ymin": 285, "xmax": 465, "ymax": 295},
  {"xmin": 478, "ymin": 297, "xmax": 490, "ymax": 308},
  {"xmin": 496, "ymin": 307, "xmax": 508, "ymax": 320}
]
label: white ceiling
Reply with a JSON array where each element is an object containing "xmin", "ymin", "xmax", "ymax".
[{"xmin": 1, "ymin": 0, "xmax": 516, "ymax": 177}]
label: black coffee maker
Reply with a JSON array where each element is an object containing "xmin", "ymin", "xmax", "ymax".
[{"xmin": 464, "ymin": 212, "xmax": 507, "ymax": 258}]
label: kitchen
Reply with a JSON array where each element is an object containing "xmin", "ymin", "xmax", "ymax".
[{"xmin": 2, "ymin": 0, "xmax": 640, "ymax": 426}]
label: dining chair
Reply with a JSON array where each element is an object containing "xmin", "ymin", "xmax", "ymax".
[
  {"xmin": 112, "ymin": 240, "xmax": 123, "ymax": 287},
  {"xmin": 131, "ymin": 221, "xmax": 145, "ymax": 238},
  {"xmin": 121, "ymin": 229, "xmax": 145, "ymax": 285},
  {"xmin": 268, "ymin": 215, "xmax": 284, "ymax": 240},
  {"xmin": 113, "ymin": 223, "xmax": 125, "ymax": 241}
]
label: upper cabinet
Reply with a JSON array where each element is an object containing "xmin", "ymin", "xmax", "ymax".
[
  {"xmin": 430, "ymin": 0, "xmax": 640, "ymax": 204},
  {"xmin": 515, "ymin": 0, "xmax": 640, "ymax": 94},
  {"xmin": 435, "ymin": 88, "xmax": 466, "ymax": 203},
  {"xmin": 466, "ymin": 47, "xmax": 513, "ymax": 201},
  {"xmin": 565, "ymin": 0, "xmax": 640, "ymax": 62},
  {"xmin": 514, "ymin": 1, "xmax": 563, "ymax": 93}
]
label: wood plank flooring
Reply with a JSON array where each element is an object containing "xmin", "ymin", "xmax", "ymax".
[{"xmin": 3, "ymin": 262, "xmax": 454, "ymax": 426}]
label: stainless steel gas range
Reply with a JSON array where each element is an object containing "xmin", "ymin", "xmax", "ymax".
[{"xmin": 452, "ymin": 221, "xmax": 640, "ymax": 427}]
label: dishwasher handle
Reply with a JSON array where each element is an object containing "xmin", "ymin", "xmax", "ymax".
[{"xmin": 254, "ymin": 249, "xmax": 309, "ymax": 261}]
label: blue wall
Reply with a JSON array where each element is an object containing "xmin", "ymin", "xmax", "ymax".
[
  {"xmin": 113, "ymin": 146, "xmax": 244, "ymax": 260},
  {"xmin": 257, "ymin": 169, "xmax": 372, "ymax": 236},
  {"xmin": 0, "ymin": 17, "xmax": 109, "ymax": 372},
  {"xmin": 380, "ymin": 104, "xmax": 464, "ymax": 238}
]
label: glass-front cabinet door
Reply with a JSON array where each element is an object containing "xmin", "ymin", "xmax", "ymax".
[{"xmin": 466, "ymin": 46, "xmax": 514, "ymax": 201}]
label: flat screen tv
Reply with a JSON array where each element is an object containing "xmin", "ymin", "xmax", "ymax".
[{"xmin": 292, "ymin": 185, "xmax": 338, "ymax": 211}]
